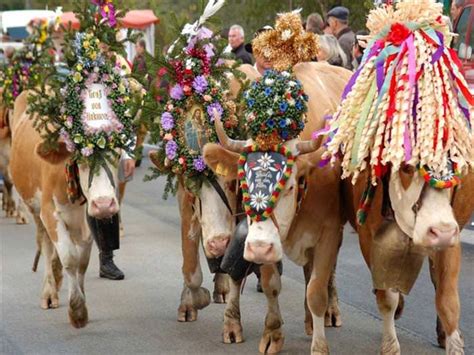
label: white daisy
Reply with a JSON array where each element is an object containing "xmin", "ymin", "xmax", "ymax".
[
  {"xmin": 250, "ymin": 191, "xmax": 269, "ymax": 210},
  {"xmin": 265, "ymin": 78, "xmax": 275, "ymax": 86},
  {"xmin": 257, "ymin": 153, "xmax": 275, "ymax": 170}
]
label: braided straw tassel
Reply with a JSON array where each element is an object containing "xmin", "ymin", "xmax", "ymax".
[{"xmin": 323, "ymin": 0, "xmax": 473, "ymax": 185}]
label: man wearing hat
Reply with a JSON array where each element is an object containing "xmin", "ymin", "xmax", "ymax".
[{"xmin": 326, "ymin": 6, "xmax": 355, "ymax": 70}]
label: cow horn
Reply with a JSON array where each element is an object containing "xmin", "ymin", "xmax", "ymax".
[
  {"xmin": 296, "ymin": 135, "xmax": 323, "ymax": 155},
  {"xmin": 213, "ymin": 109, "xmax": 246, "ymax": 153}
]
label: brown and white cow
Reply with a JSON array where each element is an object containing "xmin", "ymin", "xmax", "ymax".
[
  {"xmin": 9, "ymin": 90, "xmax": 121, "ymax": 328},
  {"xmin": 203, "ymin": 62, "xmax": 353, "ymax": 353},
  {"xmin": 152, "ymin": 64, "xmax": 261, "ymax": 322},
  {"xmin": 343, "ymin": 166, "xmax": 474, "ymax": 354},
  {"xmin": 0, "ymin": 101, "xmax": 28, "ymax": 224}
]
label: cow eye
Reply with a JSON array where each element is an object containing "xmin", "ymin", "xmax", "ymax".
[{"xmin": 401, "ymin": 164, "xmax": 415, "ymax": 175}]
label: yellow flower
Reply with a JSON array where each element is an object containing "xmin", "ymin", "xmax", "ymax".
[
  {"xmin": 123, "ymin": 96, "xmax": 129, "ymax": 102},
  {"xmin": 83, "ymin": 40, "xmax": 89, "ymax": 49},
  {"xmin": 95, "ymin": 38, "xmax": 100, "ymax": 44},
  {"xmin": 73, "ymin": 72, "xmax": 83, "ymax": 83},
  {"xmin": 118, "ymin": 84, "xmax": 126, "ymax": 93},
  {"xmin": 90, "ymin": 51, "xmax": 97, "ymax": 60},
  {"xmin": 76, "ymin": 64, "xmax": 83, "ymax": 71}
]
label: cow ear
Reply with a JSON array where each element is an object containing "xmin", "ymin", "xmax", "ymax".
[
  {"xmin": 203, "ymin": 143, "xmax": 239, "ymax": 181},
  {"xmin": 295, "ymin": 147, "xmax": 326, "ymax": 177},
  {"xmin": 35, "ymin": 141, "xmax": 71, "ymax": 165}
]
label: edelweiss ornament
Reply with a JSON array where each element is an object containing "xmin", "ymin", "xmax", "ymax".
[
  {"xmin": 321, "ymin": 0, "xmax": 474, "ymax": 185},
  {"xmin": 239, "ymin": 145, "xmax": 295, "ymax": 222}
]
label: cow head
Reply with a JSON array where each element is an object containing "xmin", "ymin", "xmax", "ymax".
[
  {"xmin": 388, "ymin": 164, "xmax": 459, "ymax": 249},
  {"xmin": 198, "ymin": 174, "xmax": 237, "ymax": 259},
  {"xmin": 35, "ymin": 141, "xmax": 119, "ymax": 219},
  {"xmin": 203, "ymin": 117, "xmax": 319, "ymax": 264}
]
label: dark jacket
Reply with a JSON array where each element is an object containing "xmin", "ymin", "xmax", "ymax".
[
  {"xmin": 231, "ymin": 44, "xmax": 253, "ymax": 65},
  {"xmin": 336, "ymin": 27, "xmax": 355, "ymax": 70}
]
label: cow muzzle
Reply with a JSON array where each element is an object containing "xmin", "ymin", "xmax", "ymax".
[
  {"xmin": 205, "ymin": 234, "xmax": 230, "ymax": 258},
  {"xmin": 244, "ymin": 240, "xmax": 282, "ymax": 264},
  {"xmin": 89, "ymin": 196, "xmax": 118, "ymax": 219},
  {"xmin": 422, "ymin": 224, "xmax": 459, "ymax": 249}
]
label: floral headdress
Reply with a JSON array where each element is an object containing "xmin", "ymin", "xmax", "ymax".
[
  {"xmin": 320, "ymin": 0, "xmax": 474, "ymax": 185},
  {"xmin": 145, "ymin": 0, "xmax": 243, "ymax": 197},
  {"xmin": 251, "ymin": 10, "xmax": 319, "ymax": 72},
  {"xmin": 0, "ymin": 18, "xmax": 56, "ymax": 109},
  {"xmin": 28, "ymin": 0, "xmax": 137, "ymax": 171},
  {"xmin": 243, "ymin": 70, "xmax": 308, "ymax": 149}
]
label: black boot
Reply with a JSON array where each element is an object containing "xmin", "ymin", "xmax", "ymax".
[{"xmin": 99, "ymin": 250, "xmax": 124, "ymax": 280}]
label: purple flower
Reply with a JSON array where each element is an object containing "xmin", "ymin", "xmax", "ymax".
[
  {"xmin": 216, "ymin": 59, "xmax": 225, "ymax": 67},
  {"xmin": 161, "ymin": 112, "xmax": 174, "ymax": 131},
  {"xmin": 170, "ymin": 84, "xmax": 184, "ymax": 100},
  {"xmin": 165, "ymin": 140, "xmax": 178, "ymax": 160},
  {"xmin": 81, "ymin": 146, "xmax": 94, "ymax": 157},
  {"xmin": 197, "ymin": 27, "xmax": 213, "ymax": 40},
  {"xmin": 60, "ymin": 129, "xmax": 75, "ymax": 152},
  {"xmin": 193, "ymin": 156, "xmax": 206, "ymax": 172},
  {"xmin": 207, "ymin": 102, "xmax": 223, "ymax": 121},
  {"xmin": 203, "ymin": 43, "xmax": 215, "ymax": 58},
  {"xmin": 192, "ymin": 75, "xmax": 208, "ymax": 94}
]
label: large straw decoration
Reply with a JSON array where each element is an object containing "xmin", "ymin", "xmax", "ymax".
[{"xmin": 322, "ymin": 0, "xmax": 474, "ymax": 185}]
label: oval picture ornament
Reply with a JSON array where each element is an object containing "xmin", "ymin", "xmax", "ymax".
[{"xmin": 83, "ymin": 83, "xmax": 113, "ymax": 129}]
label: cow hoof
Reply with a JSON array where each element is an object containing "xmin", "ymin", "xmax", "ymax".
[
  {"xmin": 68, "ymin": 304, "xmax": 88, "ymax": 329},
  {"xmin": 40, "ymin": 297, "xmax": 59, "ymax": 309},
  {"xmin": 305, "ymin": 321, "xmax": 313, "ymax": 335},
  {"xmin": 16, "ymin": 214, "xmax": 28, "ymax": 225},
  {"xmin": 259, "ymin": 329, "xmax": 284, "ymax": 354},
  {"xmin": 311, "ymin": 339, "xmax": 329, "ymax": 355},
  {"xmin": 223, "ymin": 321, "xmax": 244, "ymax": 344},
  {"xmin": 324, "ymin": 303, "xmax": 342, "ymax": 327},
  {"xmin": 177, "ymin": 305, "xmax": 198, "ymax": 322},
  {"xmin": 436, "ymin": 316, "xmax": 446, "ymax": 349},
  {"xmin": 381, "ymin": 335, "xmax": 400, "ymax": 354},
  {"xmin": 213, "ymin": 273, "xmax": 230, "ymax": 304},
  {"xmin": 177, "ymin": 286, "xmax": 211, "ymax": 322},
  {"xmin": 446, "ymin": 330, "xmax": 464, "ymax": 355}
]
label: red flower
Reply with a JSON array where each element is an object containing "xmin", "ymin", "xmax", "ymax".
[
  {"xmin": 184, "ymin": 68, "xmax": 193, "ymax": 75},
  {"xmin": 158, "ymin": 67, "xmax": 167, "ymax": 76},
  {"xmin": 387, "ymin": 23, "xmax": 412, "ymax": 46},
  {"xmin": 183, "ymin": 85, "xmax": 192, "ymax": 95}
]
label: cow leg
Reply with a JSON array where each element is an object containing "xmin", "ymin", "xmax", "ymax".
[
  {"xmin": 258, "ymin": 263, "xmax": 284, "ymax": 354},
  {"xmin": 2, "ymin": 176, "xmax": 15, "ymax": 217},
  {"xmin": 307, "ymin": 228, "xmax": 342, "ymax": 354},
  {"xmin": 15, "ymin": 196, "xmax": 28, "ymax": 224},
  {"xmin": 429, "ymin": 257, "xmax": 446, "ymax": 348},
  {"xmin": 213, "ymin": 272, "xmax": 230, "ymax": 304},
  {"xmin": 41, "ymin": 204, "xmax": 89, "ymax": 328},
  {"xmin": 376, "ymin": 289, "xmax": 401, "ymax": 354},
  {"xmin": 222, "ymin": 278, "xmax": 244, "ymax": 344},
  {"xmin": 177, "ymin": 186, "xmax": 210, "ymax": 322},
  {"xmin": 33, "ymin": 214, "xmax": 60, "ymax": 310},
  {"xmin": 77, "ymin": 233, "xmax": 92, "ymax": 295},
  {"xmin": 303, "ymin": 259, "xmax": 313, "ymax": 335},
  {"xmin": 325, "ymin": 263, "xmax": 342, "ymax": 327},
  {"xmin": 431, "ymin": 244, "xmax": 464, "ymax": 354}
]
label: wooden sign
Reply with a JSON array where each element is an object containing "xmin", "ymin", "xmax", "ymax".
[{"xmin": 83, "ymin": 84, "xmax": 112, "ymax": 128}]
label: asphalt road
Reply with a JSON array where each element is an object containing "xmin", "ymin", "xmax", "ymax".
[{"xmin": 1, "ymin": 155, "xmax": 473, "ymax": 355}]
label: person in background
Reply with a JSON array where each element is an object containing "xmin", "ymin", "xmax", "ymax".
[
  {"xmin": 451, "ymin": 0, "xmax": 466, "ymax": 23},
  {"xmin": 245, "ymin": 26, "xmax": 273, "ymax": 75},
  {"xmin": 228, "ymin": 24, "xmax": 253, "ymax": 64},
  {"xmin": 326, "ymin": 6, "xmax": 355, "ymax": 70},
  {"xmin": 317, "ymin": 34, "xmax": 348, "ymax": 68},
  {"xmin": 352, "ymin": 30, "xmax": 369, "ymax": 69},
  {"xmin": 132, "ymin": 39, "xmax": 148, "ymax": 79},
  {"xmin": 305, "ymin": 13, "xmax": 325, "ymax": 35}
]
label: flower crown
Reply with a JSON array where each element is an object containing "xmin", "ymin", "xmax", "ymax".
[{"xmin": 243, "ymin": 70, "xmax": 308, "ymax": 148}]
